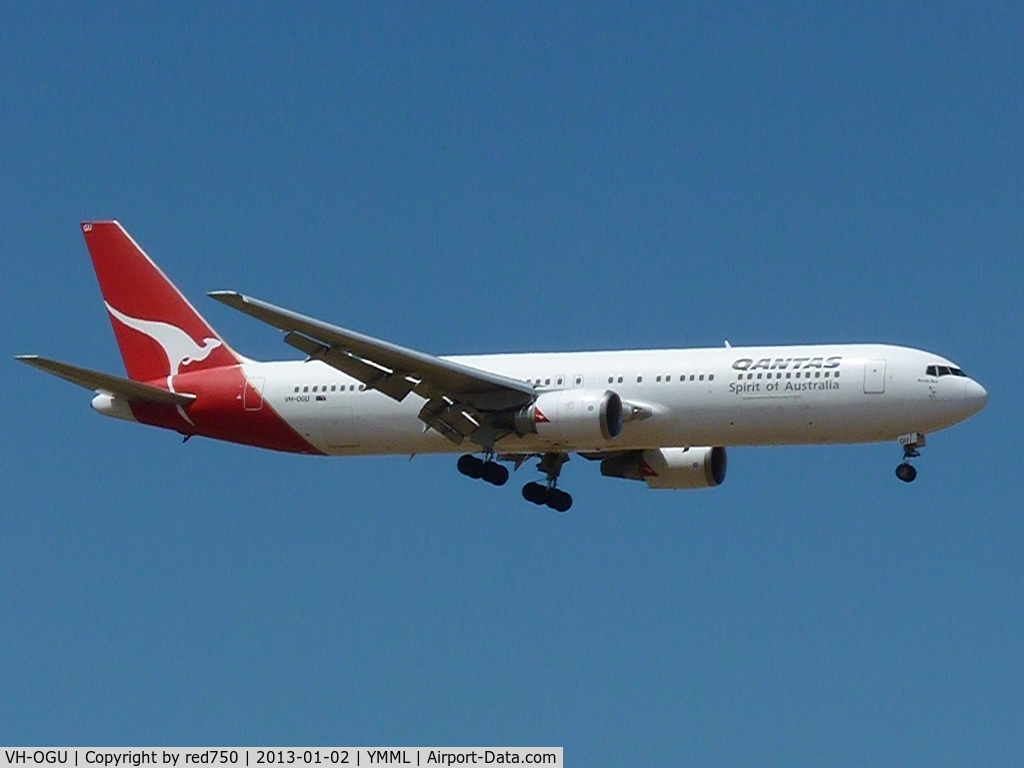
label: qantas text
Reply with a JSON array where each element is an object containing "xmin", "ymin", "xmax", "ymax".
[{"xmin": 731, "ymin": 356, "xmax": 842, "ymax": 371}]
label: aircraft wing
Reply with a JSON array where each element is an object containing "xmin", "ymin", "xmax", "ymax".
[
  {"xmin": 208, "ymin": 291, "xmax": 536, "ymax": 444},
  {"xmin": 15, "ymin": 355, "xmax": 196, "ymax": 406}
]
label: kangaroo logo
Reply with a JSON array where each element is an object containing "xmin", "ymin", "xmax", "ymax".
[{"xmin": 106, "ymin": 302, "xmax": 224, "ymax": 425}]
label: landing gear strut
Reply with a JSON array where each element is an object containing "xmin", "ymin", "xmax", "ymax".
[
  {"xmin": 895, "ymin": 432, "xmax": 925, "ymax": 483},
  {"xmin": 457, "ymin": 453, "xmax": 509, "ymax": 486},
  {"xmin": 522, "ymin": 453, "xmax": 573, "ymax": 512}
]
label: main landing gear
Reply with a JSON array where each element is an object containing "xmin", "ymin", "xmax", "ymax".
[
  {"xmin": 522, "ymin": 482, "xmax": 573, "ymax": 513},
  {"xmin": 895, "ymin": 432, "xmax": 925, "ymax": 483},
  {"xmin": 457, "ymin": 453, "xmax": 509, "ymax": 486},
  {"xmin": 522, "ymin": 453, "xmax": 573, "ymax": 513},
  {"xmin": 456, "ymin": 451, "xmax": 573, "ymax": 512}
]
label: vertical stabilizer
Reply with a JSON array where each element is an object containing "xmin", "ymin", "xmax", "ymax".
[{"xmin": 80, "ymin": 221, "xmax": 240, "ymax": 383}]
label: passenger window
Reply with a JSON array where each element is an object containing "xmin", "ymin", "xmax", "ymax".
[
  {"xmin": 699, "ymin": 374, "xmax": 705, "ymax": 381},
  {"xmin": 656, "ymin": 375, "xmax": 662, "ymax": 382},
  {"xmin": 608, "ymin": 376, "xmax": 614, "ymax": 384},
  {"xmin": 545, "ymin": 378, "xmax": 550, "ymax": 385},
  {"xmin": 303, "ymin": 386, "xmax": 309, "ymax": 392},
  {"xmin": 557, "ymin": 376, "xmax": 564, "ymax": 385},
  {"xmin": 709, "ymin": 374, "xmax": 714, "ymax": 381},
  {"xmin": 637, "ymin": 376, "xmax": 643, "ymax": 383},
  {"xmin": 666, "ymin": 375, "xmax": 671, "ymax": 382},
  {"xmin": 294, "ymin": 386, "xmax": 299, "ymax": 393}
]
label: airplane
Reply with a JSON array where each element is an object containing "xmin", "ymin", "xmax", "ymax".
[{"xmin": 17, "ymin": 221, "xmax": 988, "ymax": 512}]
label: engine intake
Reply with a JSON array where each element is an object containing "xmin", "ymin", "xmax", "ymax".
[
  {"xmin": 601, "ymin": 446, "xmax": 727, "ymax": 489},
  {"xmin": 515, "ymin": 389, "xmax": 623, "ymax": 445}
]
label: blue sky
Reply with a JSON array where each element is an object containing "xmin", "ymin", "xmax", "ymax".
[{"xmin": 2, "ymin": 3, "xmax": 1021, "ymax": 764}]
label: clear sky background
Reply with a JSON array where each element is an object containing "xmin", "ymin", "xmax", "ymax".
[{"xmin": 2, "ymin": 3, "xmax": 1021, "ymax": 764}]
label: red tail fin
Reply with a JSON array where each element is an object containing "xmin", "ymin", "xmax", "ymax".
[{"xmin": 81, "ymin": 221, "xmax": 240, "ymax": 383}]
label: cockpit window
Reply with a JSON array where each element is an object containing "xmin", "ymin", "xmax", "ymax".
[{"xmin": 927, "ymin": 364, "xmax": 967, "ymax": 378}]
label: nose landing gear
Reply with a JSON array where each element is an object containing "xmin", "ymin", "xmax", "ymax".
[
  {"xmin": 895, "ymin": 432, "xmax": 925, "ymax": 483},
  {"xmin": 895, "ymin": 462, "xmax": 917, "ymax": 483}
]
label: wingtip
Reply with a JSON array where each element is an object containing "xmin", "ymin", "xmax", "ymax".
[{"xmin": 208, "ymin": 290, "xmax": 245, "ymax": 305}]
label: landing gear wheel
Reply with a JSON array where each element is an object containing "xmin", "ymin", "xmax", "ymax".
[
  {"xmin": 895, "ymin": 463, "xmax": 917, "ymax": 483},
  {"xmin": 457, "ymin": 454, "xmax": 483, "ymax": 479},
  {"xmin": 522, "ymin": 482, "xmax": 548, "ymax": 505},
  {"xmin": 481, "ymin": 461, "xmax": 509, "ymax": 486},
  {"xmin": 547, "ymin": 489, "xmax": 573, "ymax": 513}
]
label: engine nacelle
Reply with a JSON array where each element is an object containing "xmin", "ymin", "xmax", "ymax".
[
  {"xmin": 515, "ymin": 389, "xmax": 623, "ymax": 445},
  {"xmin": 601, "ymin": 446, "xmax": 727, "ymax": 489}
]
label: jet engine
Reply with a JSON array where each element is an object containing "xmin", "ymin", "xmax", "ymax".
[
  {"xmin": 514, "ymin": 389, "xmax": 623, "ymax": 445},
  {"xmin": 600, "ymin": 446, "xmax": 727, "ymax": 489}
]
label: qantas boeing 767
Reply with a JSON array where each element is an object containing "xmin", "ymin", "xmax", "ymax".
[{"xmin": 17, "ymin": 222, "xmax": 988, "ymax": 511}]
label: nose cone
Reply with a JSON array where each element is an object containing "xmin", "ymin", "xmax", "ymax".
[{"xmin": 963, "ymin": 379, "xmax": 988, "ymax": 415}]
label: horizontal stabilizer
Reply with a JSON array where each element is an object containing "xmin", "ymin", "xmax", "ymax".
[{"xmin": 15, "ymin": 355, "xmax": 196, "ymax": 406}]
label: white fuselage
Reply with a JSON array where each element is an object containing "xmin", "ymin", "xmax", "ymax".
[{"xmin": 239, "ymin": 343, "xmax": 987, "ymax": 456}]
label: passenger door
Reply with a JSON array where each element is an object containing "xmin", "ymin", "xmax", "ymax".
[{"xmin": 864, "ymin": 360, "xmax": 886, "ymax": 394}]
